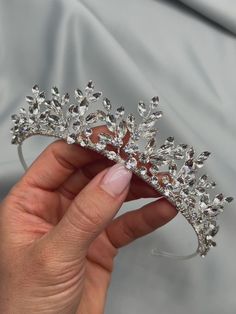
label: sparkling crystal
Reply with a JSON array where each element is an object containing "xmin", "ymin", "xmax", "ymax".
[
  {"xmin": 117, "ymin": 120, "xmax": 127, "ymax": 138},
  {"xmin": 29, "ymin": 103, "xmax": 40, "ymax": 115},
  {"xmin": 169, "ymin": 161, "xmax": 177, "ymax": 176},
  {"xmin": 142, "ymin": 112, "xmax": 162, "ymax": 129},
  {"xmin": 79, "ymin": 98, "xmax": 89, "ymax": 116},
  {"xmin": 125, "ymin": 157, "xmax": 137, "ymax": 169},
  {"xmin": 99, "ymin": 133, "xmax": 113, "ymax": 143},
  {"xmin": 72, "ymin": 120, "xmax": 81, "ymax": 131},
  {"xmin": 51, "ymin": 99, "xmax": 61, "ymax": 110},
  {"xmin": 85, "ymin": 80, "xmax": 94, "ymax": 96},
  {"xmin": 150, "ymin": 96, "xmax": 159, "ymax": 109},
  {"xmin": 103, "ymin": 97, "xmax": 111, "ymax": 111},
  {"xmin": 86, "ymin": 112, "xmax": 98, "ymax": 124},
  {"xmin": 139, "ymin": 166, "xmax": 147, "ymax": 176},
  {"xmin": 106, "ymin": 151, "xmax": 117, "ymax": 160},
  {"xmin": 165, "ymin": 136, "xmax": 174, "ymax": 147},
  {"xmin": 112, "ymin": 136, "xmax": 123, "ymax": 147},
  {"xmin": 96, "ymin": 141, "xmax": 106, "ymax": 150},
  {"xmin": 11, "ymin": 114, "xmax": 19, "ymax": 123},
  {"xmin": 139, "ymin": 152, "xmax": 150, "ymax": 164},
  {"xmin": 32, "ymin": 85, "xmax": 39, "ymax": 95},
  {"xmin": 151, "ymin": 176, "xmax": 158, "ymax": 185},
  {"xmin": 115, "ymin": 106, "xmax": 125, "ymax": 119},
  {"xmin": 106, "ymin": 114, "xmax": 116, "ymax": 132},
  {"xmin": 89, "ymin": 92, "xmax": 102, "ymax": 102},
  {"xmin": 48, "ymin": 114, "xmax": 59, "ymax": 123},
  {"xmin": 213, "ymin": 193, "xmax": 224, "ymax": 205},
  {"xmin": 144, "ymin": 138, "xmax": 156, "ymax": 155},
  {"xmin": 225, "ymin": 196, "xmax": 234, "ymax": 203},
  {"xmin": 26, "ymin": 96, "xmax": 34, "ymax": 104},
  {"xmin": 20, "ymin": 108, "xmax": 26, "ymax": 115},
  {"xmin": 200, "ymin": 194, "xmax": 210, "ymax": 210},
  {"xmin": 186, "ymin": 146, "xmax": 194, "ymax": 160},
  {"xmin": 199, "ymin": 174, "xmax": 208, "ymax": 185},
  {"xmin": 67, "ymin": 133, "xmax": 77, "ymax": 144},
  {"xmin": 75, "ymin": 89, "xmax": 83, "ymax": 100},
  {"xmin": 142, "ymin": 129, "xmax": 158, "ymax": 139},
  {"xmin": 62, "ymin": 93, "xmax": 70, "ymax": 104},
  {"xmin": 209, "ymin": 225, "xmax": 219, "ymax": 237},
  {"xmin": 126, "ymin": 114, "xmax": 135, "ymax": 131},
  {"xmin": 149, "ymin": 164, "xmax": 159, "ymax": 175},
  {"xmin": 51, "ymin": 87, "xmax": 60, "ymax": 99},
  {"xmin": 137, "ymin": 101, "xmax": 148, "ymax": 117},
  {"xmin": 80, "ymin": 138, "xmax": 89, "ymax": 147},
  {"xmin": 123, "ymin": 142, "xmax": 139, "ymax": 154},
  {"xmin": 37, "ymin": 91, "xmax": 45, "ymax": 104},
  {"xmin": 84, "ymin": 128, "xmax": 92, "ymax": 137},
  {"xmin": 96, "ymin": 110, "xmax": 106, "ymax": 121},
  {"xmin": 162, "ymin": 175, "xmax": 170, "ymax": 185}
]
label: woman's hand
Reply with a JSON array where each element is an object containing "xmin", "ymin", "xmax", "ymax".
[{"xmin": 0, "ymin": 126, "xmax": 177, "ymax": 314}]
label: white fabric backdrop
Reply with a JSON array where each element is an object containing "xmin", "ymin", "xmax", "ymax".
[{"xmin": 0, "ymin": 1, "xmax": 235, "ymax": 313}]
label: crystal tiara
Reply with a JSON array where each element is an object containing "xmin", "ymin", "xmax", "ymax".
[{"xmin": 10, "ymin": 81, "xmax": 234, "ymax": 260}]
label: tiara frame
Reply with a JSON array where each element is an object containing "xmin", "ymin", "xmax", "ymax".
[{"xmin": 11, "ymin": 81, "xmax": 234, "ymax": 259}]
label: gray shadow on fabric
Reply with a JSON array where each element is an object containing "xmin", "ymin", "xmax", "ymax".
[{"xmin": 156, "ymin": 0, "xmax": 236, "ymax": 37}]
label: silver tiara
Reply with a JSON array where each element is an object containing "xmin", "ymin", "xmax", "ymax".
[{"xmin": 10, "ymin": 81, "xmax": 234, "ymax": 259}]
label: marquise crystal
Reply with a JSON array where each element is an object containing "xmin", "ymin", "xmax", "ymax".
[{"xmin": 10, "ymin": 81, "xmax": 234, "ymax": 257}]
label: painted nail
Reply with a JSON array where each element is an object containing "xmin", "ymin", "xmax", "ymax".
[{"xmin": 100, "ymin": 163, "xmax": 132, "ymax": 197}]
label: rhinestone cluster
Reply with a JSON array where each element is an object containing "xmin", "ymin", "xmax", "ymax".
[{"xmin": 11, "ymin": 81, "xmax": 233, "ymax": 257}]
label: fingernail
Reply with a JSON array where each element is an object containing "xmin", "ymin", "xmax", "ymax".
[{"xmin": 100, "ymin": 163, "xmax": 132, "ymax": 197}]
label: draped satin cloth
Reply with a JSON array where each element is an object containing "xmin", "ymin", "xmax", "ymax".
[{"xmin": 0, "ymin": 1, "xmax": 235, "ymax": 313}]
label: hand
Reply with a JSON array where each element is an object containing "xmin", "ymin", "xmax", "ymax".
[{"xmin": 0, "ymin": 126, "xmax": 177, "ymax": 314}]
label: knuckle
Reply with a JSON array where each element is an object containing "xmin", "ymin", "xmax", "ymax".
[{"xmin": 70, "ymin": 192, "xmax": 105, "ymax": 232}]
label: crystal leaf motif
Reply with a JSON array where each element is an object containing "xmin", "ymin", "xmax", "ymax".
[{"xmin": 10, "ymin": 81, "xmax": 234, "ymax": 258}]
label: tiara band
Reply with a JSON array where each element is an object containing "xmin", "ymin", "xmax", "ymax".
[{"xmin": 10, "ymin": 81, "xmax": 234, "ymax": 260}]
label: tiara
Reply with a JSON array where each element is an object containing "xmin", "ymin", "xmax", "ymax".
[{"xmin": 10, "ymin": 81, "xmax": 234, "ymax": 260}]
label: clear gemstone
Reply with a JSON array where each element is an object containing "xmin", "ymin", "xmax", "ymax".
[
  {"xmin": 84, "ymin": 128, "xmax": 92, "ymax": 137},
  {"xmin": 162, "ymin": 175, "xmax": 170, "ymax": 185},
  {"xmin": 142, "ymin": 129, "xmax": 158, "ymax": 139},
  {"xmin": 26, "ymin": 96, "xmax": 34, "ymax": 104},
  {"xmin": 106, "ymin": 114, "xmax": 116, "ymax": 132},
  {"xmin": 85, "ymin": 80, "xmax": 94, "ymax": 97},
  {"xmin": 126, "ymin": 114, "xmax": 135, "ymax": 131},
  {"xmin": 97, "ymin": 110, "xmax": 106, "ymax": 121},
  {"xmin": 96, "ymin": 141, "xmax": 106, "ymax": 150},
  {"xmin": 117, "ymin": 120, "xmax": 127, "ymax": 138},
  {"xmin": 72, "ymin": 120, "xmax": 81, "ymax": 131},
  {"xmin": 169, "ymin": 161, "xmax": 177, "ymax": 176},
  {"xmin": 125, "ymin": 157, "xmax": 137, "ymax": 169},
  {"xmin": 115, "ymin": 106, "xmax": 125, "ymax": 119},
  {"xmin": 186, "ymin": 146, "xmax": 194, "ymax": 160},
  {"xmin": 123, "ymin": 142, "xmax": 139, "ymax": 154},
  {"xmin": 149, "ymin": 164, "xmax": 159, "ymax": 175},
  {"xmin": 150, "ymin": 96, "xmax": 159, "ymax": 109},
  {"xmin": 103, "ymin": 97, "xmax": 111, "ymax": 111},
  {"xmin": 139, "ymin": 166, "xmax": 147, "ymax": 176},
  {"xmin": 144, "ymin": 138, "xmax": 156, "ymax": 155},
  {"xmin": 32, "ymin": 85, "xmax": 39, "ymax": 95},
  {"xmin": 75, "ymin": 89, "xmax": 83, "ymax": 100},
  {"xmin": 67, "ymin": 133, "xmax": 76, "ymax": 144},
  {"xmin": 99, "ymin": 133, "xmax": 113, "ymax": 143},
  {"xmin": 106, "ymin": 151, "xmax": 117, "ymax": 160},
  {"xmin": 225, "ymin": 196, "xmax": 234, "ymax": 203},
  {"xmin": 151, "ymin": 176, "xmax": 158, "ymax": 185},
  {"xmin": 79, "ymin": 98, "xmax": 89, "ymax": 116},
  {"xmin": 137, "ymin": 101, "xmax": 148, "ymax": 117},
  {"xmin": 51, "ymin": 87, "xmax": 60, "ymax": 99},
  {"xmin": 86, "ymin": 112, "xmax": 98, "ymax": 124},
  {"xmin": 89, "ymin": 92, "xmax": 102, "ymax": 102}
]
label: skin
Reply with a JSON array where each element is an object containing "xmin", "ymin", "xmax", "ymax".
[{"xmin": 0, "ymin": 126, "xmax": 177, "ymax": 314}]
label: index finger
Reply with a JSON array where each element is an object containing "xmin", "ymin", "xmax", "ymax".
[{"xmin": 20, "ymin": 125, "xmax": 109, "ymax": 190}]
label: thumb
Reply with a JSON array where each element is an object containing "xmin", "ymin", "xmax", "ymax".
[{"xmin": 46, "ymin": 163, "xmax": 132, "ymax": 259}]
